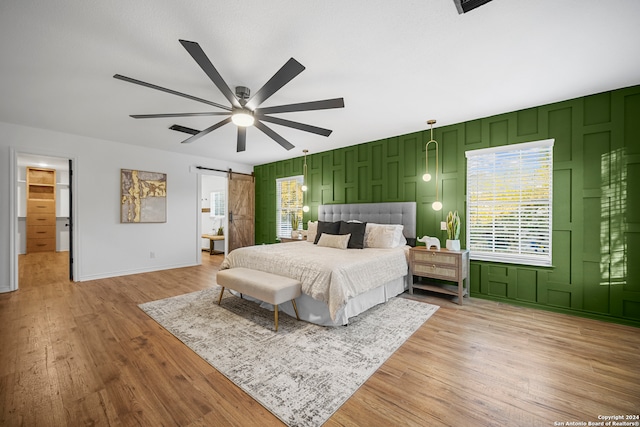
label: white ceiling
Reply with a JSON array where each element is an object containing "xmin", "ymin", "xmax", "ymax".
[{"xmin": 1, "ymin": 0, "xmax": 639, "ymax": 167}]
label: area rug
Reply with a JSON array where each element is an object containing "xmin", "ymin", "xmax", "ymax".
[{"xmin": 139, "ymin": 287, "xmax": 438, "ymax": 427}]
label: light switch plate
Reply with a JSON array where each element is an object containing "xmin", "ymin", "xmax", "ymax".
[{"xmin": 440, "ymin": 221, "xmax": 447, "ymax": 230}]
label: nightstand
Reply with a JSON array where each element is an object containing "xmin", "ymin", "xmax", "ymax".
[{"xmin": 409, "ymin": 247, "xmax": 470, "ymax": 304}]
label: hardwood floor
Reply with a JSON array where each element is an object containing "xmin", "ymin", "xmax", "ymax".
[{"xmin": 2, "ymin": 252, "xmax": 639, "ymax": 426}]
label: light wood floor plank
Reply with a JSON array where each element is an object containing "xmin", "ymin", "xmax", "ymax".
[{"xmin": 1, "ymin": 251, "xmax": 638, "ymax": 426}]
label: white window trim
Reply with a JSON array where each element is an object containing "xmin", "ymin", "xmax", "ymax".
[
  {"xmin": 465, "ymin": 139, "xmax": 554, "ymax": 267},
  {"xmin": 276, "ymin": 175, "xmax": 304, "ymax": 238}
]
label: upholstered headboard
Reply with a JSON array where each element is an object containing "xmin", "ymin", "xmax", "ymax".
[{"xmin": 317, "ymin": 202, "xmax": 417, "ymax": 240}]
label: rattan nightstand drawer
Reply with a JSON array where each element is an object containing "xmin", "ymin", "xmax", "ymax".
[
  {"xmin": 412, "ymin": 263, "xmax": 458, "ymax": 281},
  {"xmin": 412, "ymin": 250, "xmax": 459, "ymax": 267}
]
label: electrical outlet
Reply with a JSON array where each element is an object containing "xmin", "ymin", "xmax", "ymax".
[
  {"xmin": 150, "ymin": 251, "xmax": 155, "ymax": 259},
  {"xmin": 440, "ymin": 221, "xmax": 447, "ymax": 230}
]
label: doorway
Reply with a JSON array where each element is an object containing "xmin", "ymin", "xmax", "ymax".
[
  {"xmin": 197, "ymin": 167, "xmax": 255, "ymax": 259},
  {"xmin": 200, "ymin": 173, "xmax": 227, "ymax": 258},
  {"xmin": 14, "ymin": 152, "xmax": 74, "ymax": 290}
]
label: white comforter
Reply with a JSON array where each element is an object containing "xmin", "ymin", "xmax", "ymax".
[{"xmin": 219, "ymin": 241, "xmax": 409, "ymax": 320}]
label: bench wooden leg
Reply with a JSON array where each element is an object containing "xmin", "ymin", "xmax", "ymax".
[
  {"xmin": 218, "ymin": 287, "xmax": 225, "ymax": 305},
  {"xmin": 274, "ymin": 304, "xmax": 279, "ymax": 331},
  {"xmin": 291, "ymin": 299, "xmax": 300, "ymax": 320}
]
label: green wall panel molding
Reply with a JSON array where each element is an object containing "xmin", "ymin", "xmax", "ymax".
[
  {"xmin": 548, "ymin": 106, "xmax": 573, "ymax": 162},
  {"xmin": 584, "ymin": 91, "xmax": 611, "ymax": 125},
  {"xmin": 465, "ymin": 120, "xmax": 482, "ymax": 145},
  {"xmin": 517, "ymin": 109, "xmax": 538, "ymax": 136},
  {"xmin": 254, "ymin": 84, "xmax": 640, "ymax": 326}
]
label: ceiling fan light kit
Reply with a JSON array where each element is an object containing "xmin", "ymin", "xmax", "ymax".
[
  {"xmin": 114, "ymin": 39, "xmax": 344, "ymax": 153},
  {"xmin": 231, "ymin": 110, "xmax": 255, "ymax": 127}
]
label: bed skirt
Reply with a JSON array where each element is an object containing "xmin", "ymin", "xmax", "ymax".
[{"xmin": 229, "ymin": 275, "xmax": 409, "ymax": 326}]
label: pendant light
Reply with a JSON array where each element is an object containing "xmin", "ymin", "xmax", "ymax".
[
  {"xmin": 423, "ymin": 120, "xmax": 442, "ymax": 211},
  {"xmin": 302, "ymin": 149, "xmax": 310, "ymax": 212}
]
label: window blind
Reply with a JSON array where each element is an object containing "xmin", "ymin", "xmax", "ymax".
[{"xmin": 465, "ymin": 139, "xmax": 554, "ymax": 266}]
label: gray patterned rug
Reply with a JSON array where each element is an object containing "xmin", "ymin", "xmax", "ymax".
[{"xmin": 139, "ymin": 287, "xmax": 438, "ymax": 427}]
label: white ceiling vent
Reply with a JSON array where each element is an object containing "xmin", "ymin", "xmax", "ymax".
[{"xmin": 454, "ymin": 0, "xmax": 494, "ymax": 14}]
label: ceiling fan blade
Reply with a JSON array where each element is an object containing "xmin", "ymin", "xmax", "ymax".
[
  {"xmin": 169, "ymin": 124, "xmax": 200, "ymax": 135},
  {"xmin": 132, "ymin": 112, "xmax": 230, "ymax": 119},
  {"xmin": 245, "ymin": 58, "xmax": 305, "ymax": 110},
  {"xmin": 180, "ymin": 117, "xmax": 232, "ymax": 144},
  {"xmin": 179, "ymin": 39, "xmax": 241, "ymax": 109},
  {"xmin": 113, "ymin": 74, "xmax": 231, "ymax": 111},
  {"xmin": 254, "ymin": 97, "xmax": 344, "ymax": 115},
  {"xmin": 253, "ymin": 121, "xmax": 295, "ymax": 151},
  {"xmin": 256, "ymin": 115, "xmax": 332, "ymax": 137},
  {"xmin": 237, "ymin": 127, "xmax": 247, "ymax": 152}
]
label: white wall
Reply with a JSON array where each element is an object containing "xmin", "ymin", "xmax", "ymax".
[{"xmin": 0, "ymin": 121, "xmax": 252, "ymax": 292}]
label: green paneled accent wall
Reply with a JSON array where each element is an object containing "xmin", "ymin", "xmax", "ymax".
[{"xmin": 254, "ymin": 85, "xmax": 640, "ymax": 326}]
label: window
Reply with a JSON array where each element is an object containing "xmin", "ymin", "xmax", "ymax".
[
  {"xmin": 465, "ymin": 139, "xmax": 554, "ymax": 266},
  {"xmin": 276, "ymin": 175, "xmax": 303, "ymax": 238},
  {"xmin": 210, "ymin": 191, "xmax": 225, "ymax": 217}
]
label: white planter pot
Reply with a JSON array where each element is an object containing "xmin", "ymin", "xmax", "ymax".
[
  {"xmin": 446, "ymin": 239, "xmax": 460, "ymax": 251},
  {"xmin": 291, "ymin": 230, "xmax": 301, "ymax": 239}
]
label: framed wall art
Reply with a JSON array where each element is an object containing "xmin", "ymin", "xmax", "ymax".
[{"xmin": 121, "ymin": 169, "xmax": 167, "ymax": 223}]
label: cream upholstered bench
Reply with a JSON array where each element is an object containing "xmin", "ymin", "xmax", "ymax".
[{"xmin": 216, "ymin": 267, "xmax": 301, "ymax": 331}]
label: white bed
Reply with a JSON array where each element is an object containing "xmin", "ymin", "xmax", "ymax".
[{"xmin": 218, "ymin": 202, "xmax": 417, "ymax": 326}]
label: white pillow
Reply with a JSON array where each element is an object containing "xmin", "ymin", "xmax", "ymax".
[
  {"xmin": 365, "ymin": 225, "xmax": 395, "ymax": 248},
  {"xmin": 317, "ymin": 233, "xmax": 351, "ymax": 249},
  {"xmin": 365, "ymin": 223, "xmax": 406, "ymax": 248},
  {"xmin": 306, "ymin": 221, "xmax": 318, "ymax": 242},
  {"xmin": 386, "ymin": 224, "xmax": 406, "ymax": 247}
]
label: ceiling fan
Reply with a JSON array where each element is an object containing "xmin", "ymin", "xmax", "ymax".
[{"xmin": 114, "ymin": 39, "xmax": 345, "ymax": 152}]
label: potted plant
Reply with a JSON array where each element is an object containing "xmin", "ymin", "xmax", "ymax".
[
  {"xmin": 217, "ymin": 226, "xmax": 224, "ymax": 236},
  {"xmin": 290, "ymin": 213, "xmax": 301, "ymax": 239},
  {"xmin": 446, "ymin": 210, "xmax": 461, "ymax": 251}
]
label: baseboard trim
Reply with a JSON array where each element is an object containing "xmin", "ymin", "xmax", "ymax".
[{"xmin": 77, "ymin": 262, "xmax": 200, "ymax": 282}]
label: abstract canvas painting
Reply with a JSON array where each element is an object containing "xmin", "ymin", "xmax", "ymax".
[{"xmin": 121, "ymin": 169, "xmax": 167, "ymax": 223}]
